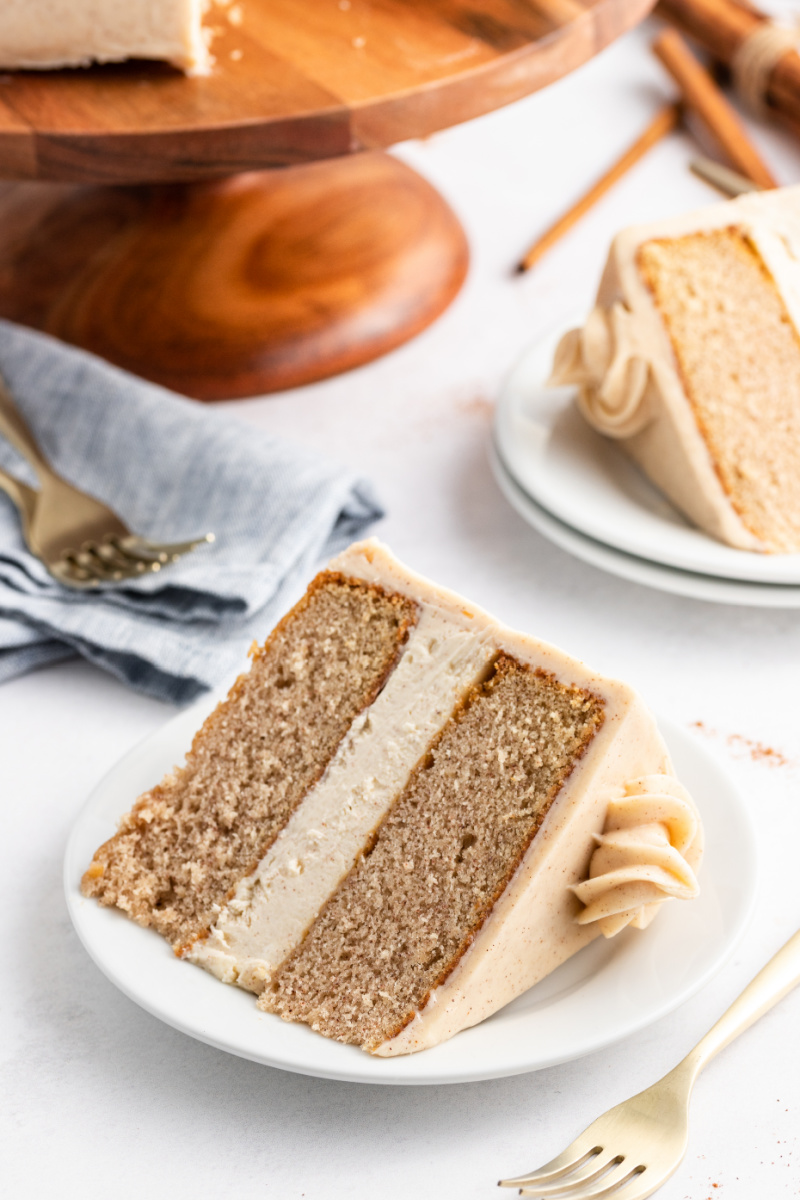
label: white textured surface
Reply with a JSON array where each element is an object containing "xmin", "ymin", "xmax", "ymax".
[{"xmin": 3, "ymin": 17, "xmax": 800, "ymax": 1199}]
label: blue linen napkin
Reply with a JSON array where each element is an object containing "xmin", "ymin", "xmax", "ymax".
[{"xmin": 0, "ymin": 321, "xmax": 384, "ymax": 702}]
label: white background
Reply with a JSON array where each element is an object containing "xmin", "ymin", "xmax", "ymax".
[{"xmin": 3, "ymin": 16, "xmax": 800, "ymax": 1198}]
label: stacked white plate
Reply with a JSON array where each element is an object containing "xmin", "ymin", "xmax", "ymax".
[{"xmin": 492, "ymin": 319, "xmax": 800, "ymax": 608}]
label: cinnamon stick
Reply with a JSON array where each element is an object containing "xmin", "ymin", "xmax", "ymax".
[
  {"xmin": 517, "ymin": 104, "xmax": 680, "ymax": 273},
  {"xmin": 658, "ymin": 0, "xmax": 755, "ymax": 62},
  {"xmin": 657, "ymin": 0, "xmax": 800, "ymax": 128},
  {"xmin": 653, "ymin": 29, "xmax": 777, "ymax": 188}
]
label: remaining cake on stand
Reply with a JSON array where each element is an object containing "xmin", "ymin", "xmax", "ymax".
[
  {"xmin": 0, "ymin": 0, "xmax": 208, "ymax": 72},
  {"xmin": 82, "ymin": 540, "xmax": 702, "ymax": 1057},
  {"xmin": 0, "ymin": 0, "xmax": 656, "ymax": 399},
  {"xmin": 552, "ymin": 186, "xmax": 800, "ymax": 554}
]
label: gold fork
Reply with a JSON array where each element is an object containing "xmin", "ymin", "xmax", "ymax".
[
  {"xmin": 500, "ymin": 928, "xmax": 800, "ymax": 1199},
  {"xmin": 0, "ymin": 375, "xmax": 213, "ymax": 588}
]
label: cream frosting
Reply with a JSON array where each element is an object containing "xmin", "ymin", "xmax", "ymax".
[
  {"xmin": 0, "ymin": 0, "xmax": 209, "ymax": 73},
  {"xmin": 550, "ymin": 185, "xmax": 800, "ymax": 553},
  {"xmin": 552, "ymin": 303, "xmax": 655, "ymax": 440},
  {"xmin": 571, "ymin": 774, "xmax": 702, "ymax": 938}
]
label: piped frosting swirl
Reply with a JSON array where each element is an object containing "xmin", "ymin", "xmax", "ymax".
[
  {"xmin": 571, "ymin": 774, "xmax": 702, "ymax": 938},
  {"xmin": 551, "ymin": 303, "xmax": 655, "ymax": 439}
]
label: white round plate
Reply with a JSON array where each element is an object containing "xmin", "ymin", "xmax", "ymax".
[
  {"xmin": 66, "ymin": 694, "xmax": 757, "ymax": 1085},
  {"xmin": 491, "ymin": 443, "xmax": 800, "ymax": 608},
  {"xmin": 495, "ymin": 318, "xmax": 800, "ymax": 585}
]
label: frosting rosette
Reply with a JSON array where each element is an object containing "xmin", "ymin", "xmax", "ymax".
[
  {"xmin": 550, "ymin": 303, "xmax": 655, "ymax": 439},
  {"xmin": 571, "ymin": 774, "xmax": 703, "ymax": 938}
]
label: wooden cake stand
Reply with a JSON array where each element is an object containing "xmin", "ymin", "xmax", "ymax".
[{"xmin": 0, "ymin": 0, "xmax": 654, "ymax": 400}]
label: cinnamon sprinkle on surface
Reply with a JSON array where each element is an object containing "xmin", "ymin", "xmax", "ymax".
[
  {"xmin": 690, "ymin": 720, "xmax": 795, "ymax": 769},
  {"xmin": 457, "ymin": 393, "xmax": 494, "ymax": 420}
]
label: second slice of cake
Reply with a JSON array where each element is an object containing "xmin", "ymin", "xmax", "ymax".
[
  {"xmin": 551, "ymin": 186, "xmax": 800, "ymax": 553},
  {"xmin": 83, "ymin": 540, "xmax": 702, "ymax": 1055}
]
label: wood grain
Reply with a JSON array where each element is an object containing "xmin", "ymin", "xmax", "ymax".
[
  {"xmin": 0, "ymin": 0, "xmax": 656, "ymax": 183},
  {"xmin": 0, "ymin": 153, "xmax": 469, "ymax": 399},
  {"xmin": 0, "ymin": 0, "xmax": 655, "ymax": 399}
]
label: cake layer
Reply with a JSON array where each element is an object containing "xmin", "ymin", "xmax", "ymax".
[
  {"xmin": 82, "ymin": 575, "xmax": 417, "ymax": 948},
  {"xmin": 263, "ymin": 654, "xmax": 605, "ymax": 1050},
  {"xmin": 187, "ymin": 605, "xmax": 497, "ymax": 991},
  {"xmin": 0, "ymin": 0, "xmax": 208, "ymax": 72},
  {"xmin": 551, "ymin": 186, "xmax": 800, "ymax": 553},
  {"xmin": 638, "ymin": 229, "xmax": 800, "ymax": 554}
]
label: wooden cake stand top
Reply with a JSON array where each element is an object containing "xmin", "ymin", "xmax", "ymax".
[{"xmin": 0, "ymin": 0, "xmax": 654, "ymax": 183}]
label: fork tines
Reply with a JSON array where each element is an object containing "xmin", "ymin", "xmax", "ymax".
[
  {"xmin": 54, "ymin": 533, "xmax": 215, "ymax": 588},
  {"xmin": 500, "ymin": 1145, "xmax": 646, "ymax": 1198}
]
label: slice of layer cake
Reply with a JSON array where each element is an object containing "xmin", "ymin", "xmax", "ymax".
[
  {"xmin": 551, "ymin": 186, "xmax": 800, "ymax": 553},
  {"xmin": 82, "ymin": 541, "xmax": 702, "ymax": 1055},
  {"xmin": 0, "ymin": 0, "xmax": 209, "ymax": 73}
]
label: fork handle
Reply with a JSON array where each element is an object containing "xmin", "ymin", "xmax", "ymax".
[
  {"xmin": 0, "ymin": 374, "xmax": 54, "ymax": 482},
  {"xmin": 0, "ymin": 464, "xmax": 38, "ymax": 534},
  {"xmin": 682, "ymin": 928, "xmax": 800, "ymax": 1082}
]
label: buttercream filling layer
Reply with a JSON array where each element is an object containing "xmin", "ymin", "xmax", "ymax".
[{"xmin": 186, "ymin": 606, "xmax": 496, "ymax": 992}]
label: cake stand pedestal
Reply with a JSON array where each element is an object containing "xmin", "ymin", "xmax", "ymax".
[{"xmin": 0, "ymin": 0, "xmax": 654, "ymax": 400}]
